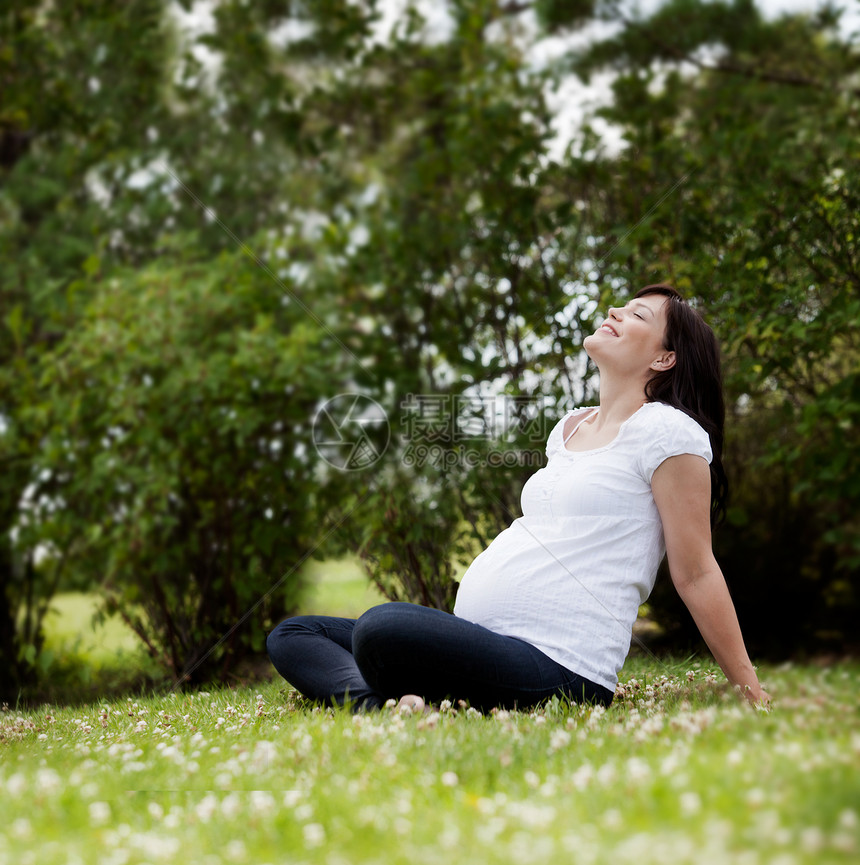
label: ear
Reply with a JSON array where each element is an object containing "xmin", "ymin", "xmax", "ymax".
[{"xmin": 650, "ymin": 351, "xmax": 676, "ymax": 372}]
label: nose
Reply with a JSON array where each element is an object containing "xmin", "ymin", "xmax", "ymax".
[{"xmin": 607, "ymin": 307, "xmax": 622, "ymax": 320}]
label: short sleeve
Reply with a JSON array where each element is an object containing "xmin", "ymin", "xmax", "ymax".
[{"xmin": 639, "ymin": 405, "xmax": 713, "ymax": 483}]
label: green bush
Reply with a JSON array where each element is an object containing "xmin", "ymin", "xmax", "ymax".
[{"xmin": 24, "ymin": 252, "xmax": 346, "ymax": 684}]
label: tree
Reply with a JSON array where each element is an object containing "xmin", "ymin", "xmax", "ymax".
[
  {"xmin": 1, "ymin": 0, "xmax": 178, "ymax": 700},
  {"xmin": 1, "ymin": 0, "xmax": 385, "ymax": 695},
  {"xmin": 24, "ymin": 250, "xmax": 348, "ymax": 683},
  {"xmin": 552, "ymin": 0, "xmax": 860, "ymax": 651},
  {"xmin": 298, "ymin": 0, "xmax": 602, "ymax": 607}
]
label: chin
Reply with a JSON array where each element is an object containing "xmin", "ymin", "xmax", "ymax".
[{"xmin": 582, "ymin": 334, "xmax": 599, "ymax": 357}]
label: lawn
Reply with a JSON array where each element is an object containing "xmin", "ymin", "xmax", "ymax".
[
  {"xmin": 2, "ymin": 658, "xmax": 858, "ymax": 865},
  {"xmin": 11, "ymin": 564, "xmax": 859, "ymax": 864}
]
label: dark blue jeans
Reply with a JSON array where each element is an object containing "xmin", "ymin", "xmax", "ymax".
[{"xmin": 266, "ymin": 602, "xmax": 613, "ymax": 711}]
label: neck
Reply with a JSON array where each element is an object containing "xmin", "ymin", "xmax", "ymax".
[{"xmin": 594, "ymin": 370, "xmax": 649, "ymax": 427}]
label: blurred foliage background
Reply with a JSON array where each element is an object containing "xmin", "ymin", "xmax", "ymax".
[{"xmin": 1, "ymin": 0, "xmax": 858, "ymax": 704}]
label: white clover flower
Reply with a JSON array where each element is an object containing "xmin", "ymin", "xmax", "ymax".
[
  {"xmin": 571, "ymin": 762, "xmax": 593, "ymax": 790},
  {"xmin": 225, "ymin": 840, "xmax": 246, "ymax": 860},
  {"xmin": 832, "ymin": 831, "xmax": 857, "ymax": 853},
  {"xmin": 680, "ymin": 791, "xmax": 702, "ymax": 816},
  {"xmin": 36, "ymin": 768, "xmax": 62, "ymax": 794},
  {"xmin": 519, "ymin": 770, "xmax": 539, "ymax": 789},
  {"xmin": 601, "ymin": 808, "xmax": 622, "ymax": 829},
  {"xmin": 838, "ymin": 809, "xmax": 858, "ymax": 829},
  {"xmin": 295, "ymin": 803, "xmax": 314, "ymax": 821},
  {"xmin": 303, "ymin": 823, "xmax": 325, "ymax": 847},
  {"xmin": 799, "ymin": 826, "xmax": 825, "ymax": 852},
  {"xmin": 252, "ymin": 740, "xmax": 277, "ymax": 769},
  {"xmin": 221, "ymin": 793, "xmax": 242, "ymax": 819},
  {"xmin": 10, "ymin": 817, "xmax": 32, "ymax": 839},
  {"xmin": 89, "ymin": 801, "xmax": 112, "ymax": 825},
  {"xmin": 441, "ymin": 771, "xmax": 459, "ymax": 787},
  {"xmin": 7, "ymin": 772, "xmax": 26, "ymax": 796},
  {"xmin": 549, "ymin": 729, "xmax": 571, "ymax": 751},
  {"xmin": 249, "ymin": 791, "xmax": 276, "ymax": 814},
  {"xmin": 625, "ymin": 757, "xmax": 650, "ymax": 783},
  {"xmin": 195, "ymin": 794, "xmax": 218, "ymax": 822},
  {"xmin": 132, "ymin": 833, "xmax": 180, "ymax": 860},
  {"xmin": 596, "ymin": 762, "xmax": 617, "ymax": 787},
  {"xmin": 726, "ymin": 749, "xmax": 743, "ymax": 767},
  {"xmin": 163, "ymin": 812, "xmax": 181, "ymax": 830},
  {"xmin": 475, "ymin": 797, "xmax": 495, "ymax": 815},
  {"xmin": 440, "ymin": 825, "xmax": 461, "ymax": 849},
  {"xmin": 746, "ymin": 788, "xmax": 766, "ymax": 807},
  {"xmin": 475, "ymin": 817, "xmax": 507, "ymax": 843}
]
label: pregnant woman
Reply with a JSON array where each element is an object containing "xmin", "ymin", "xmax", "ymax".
[{"xmin": 266, "ymin": 284, "xmax": 770, "ymax": 712}]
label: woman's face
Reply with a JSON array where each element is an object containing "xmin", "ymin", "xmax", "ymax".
[{"xmin": 583, "ymin": 294, "xmax": 676, "ymax": 377}]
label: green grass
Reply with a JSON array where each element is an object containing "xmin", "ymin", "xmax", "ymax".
[
  {"xmin": 44, "ymin": 593, "xmax": 144, "ymax": 663},
  {"xmin": 2, "ymin": 659, "xmax": 858, "ymax": 865},
  {"xmin": 298, "ymin": 557, "xmax": 386, "ymax": 618},
  {"xmin": 21, "ymin": 568, "xmax": 859, "ymax": 863}
]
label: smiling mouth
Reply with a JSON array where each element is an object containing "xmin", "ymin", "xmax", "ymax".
[{"xmin": 599, "ymin": 323, "xmax": 619, "ymax": 336}]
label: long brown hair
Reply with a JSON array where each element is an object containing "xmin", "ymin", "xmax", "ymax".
[{"xmin": 634, "ymin": 284, "xmax": 728, "ymax": 528}]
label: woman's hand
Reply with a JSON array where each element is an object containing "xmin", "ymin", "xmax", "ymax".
[{"xmin": 741, "ymin": 685, "xmax": 772, "ymax": 712}]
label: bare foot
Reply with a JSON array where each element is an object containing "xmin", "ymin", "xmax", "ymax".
[{"xmin": 397, "ymin": 694, "xmax": 427, "ymax": 714}]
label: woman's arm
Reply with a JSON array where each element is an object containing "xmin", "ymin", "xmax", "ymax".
[{"xmin": 651, "ymin": 454, "xmax": 771, "ymax": 709}]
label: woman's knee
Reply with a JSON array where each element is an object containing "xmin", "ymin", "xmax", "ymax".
[
  {"xmin": 266, "ymin": 615, "xmax": 314, "ymax": 659},
  {"xmin": 352, "ymin": 603, "xmax": 416, "ymax": 652},
  {"xmin": 352, "ymin": 604, "xmax": 389, "ymax": 653}
]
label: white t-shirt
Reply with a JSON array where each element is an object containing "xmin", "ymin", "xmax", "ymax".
[{"xmin": 453, "ymin": 401, "xmax": 713, "ymax": 692}]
